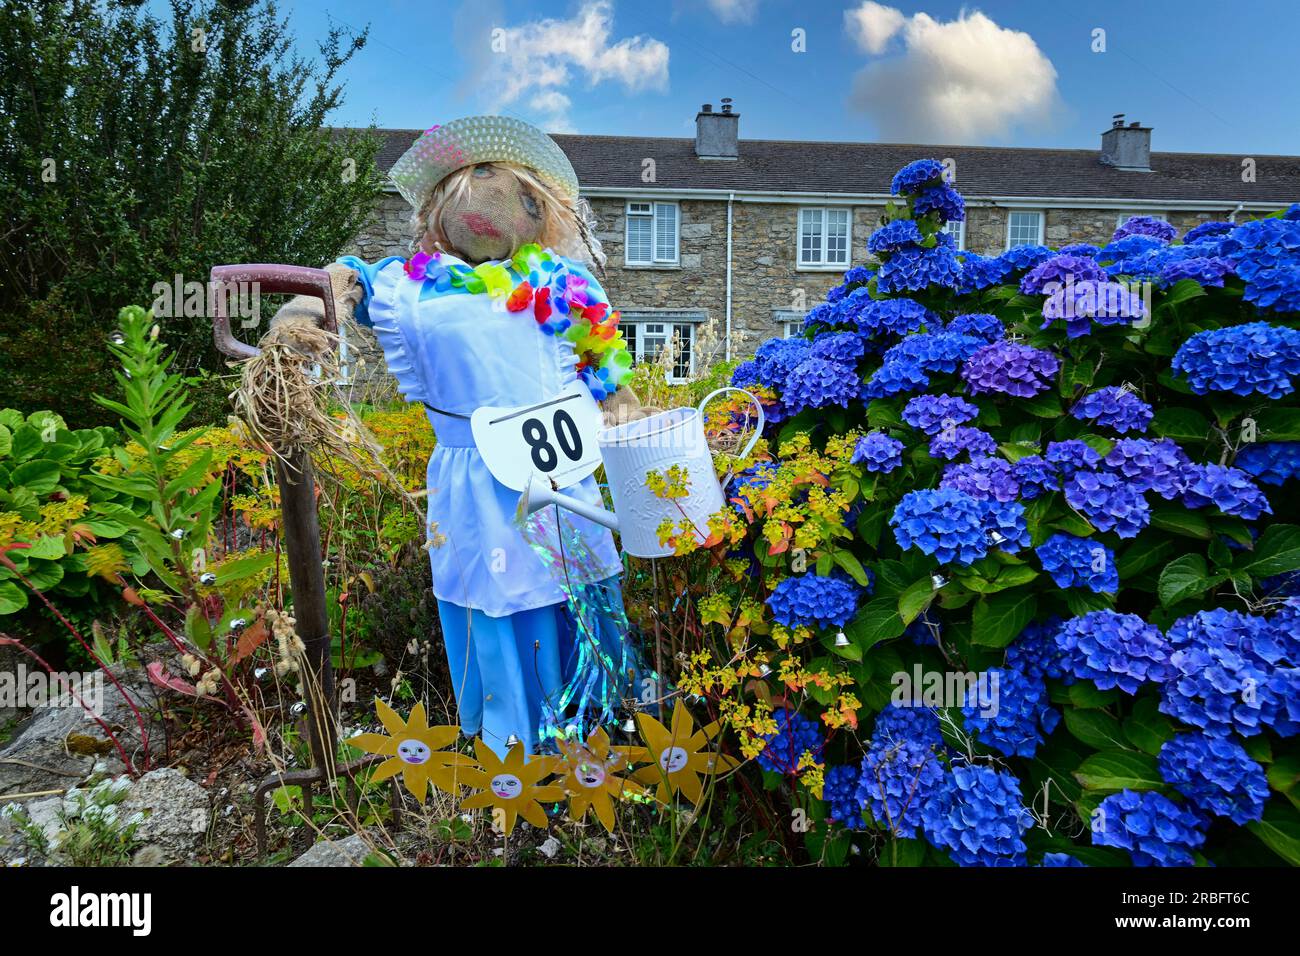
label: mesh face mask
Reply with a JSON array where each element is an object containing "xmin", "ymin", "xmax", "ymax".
[{"xmin": 436, "ymin": 165, "xmax": 547, "ymax": 263}]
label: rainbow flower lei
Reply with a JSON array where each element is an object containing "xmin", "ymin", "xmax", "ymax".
[{"xmin": 404, "ymin": 244, "xmax": 633, "ymax": 400}]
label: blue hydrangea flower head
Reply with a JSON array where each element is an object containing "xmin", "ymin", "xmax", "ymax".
[
  {"xmin": 1036, "ymin": 533, "xmax": 1119, "ymax": 593},
  {"xmin": 920, "ymin": 763, "xmax": 1033, "ymax": 866},
  {"xmin": 981, "ymin": 498, "xmax": 1030, "ymax": 553},
  {"xmin": 913, "ymin": 183, "xmax": 965, "ymax": 223},
  {"xmin": 1172, "ymin": 322, "xmax": 1300, "ymax": 399},
  {"xmin": 1060, "ymin": 243, "xmax": 1101, "ymax": 257},
  {"xmin": 858, "ymin": 736, "xmax": 946, "ymax": 837},
  {"xmin": 998, "ymin": 244, "xmax": 1055, "ymax": 273},
  {"xmin": 929, "ymin": 426, "xmax": 998, "ymax": 461},
  {"xmin": 1092, "ymin": 790, "xmax": 1206, "ymax": 867},
  {"xmin": 1054, "ymin": 610, "xmax": 1173, "ymax": 693},
  {"xmin": 1181, "ymin": 464, "xmax": 1272, "ymax": 521},
  {"xmin": 957, "ymin": 252, "xmax": 1013, "ymax": 292},
  {"xmin": 961, "ymin": 666, "xmax": 1059, "ymax": 758},
  {"xmin": 891, "ymin": 159, "xmax": 947, "ymax": 195},
  {"xmin": 877, "ymin": 243, "xmax": 962, "ymax": 294},
  {"xmin": 862, "ymin": 356, "xmax": 932, "ymax": 399},
  {"xmin": 945, "ymin": 313, "xmax": 1005, "ymax": 342},
  {"xmin": 1005, "ymin": 618, "xmax": 1069, "ymax": 681},
  {"xmin": 1234, "ymin": 442, "xmax": 1300, "ymax": 486},
  {"xmin": 868, "ymin": 219, "xmax": 924, "ymax": 255},
  {"xmin": 1157, "ymin": 732, "xmax": 1268, "ymax": 825},
  {"xmin": 854, "ymin": 297, "xmax": 938, "ymax": 338},
  {"xmin": 890, "ymin": 488, "xmax": 990, "ymax": 565},
  {"xmin": 823, "ymin": 764, "xmax": 867, "ymax": 829},
  {"xmin": 1041, "ymin": 279, "xmax": 1148, "ymax": 338},
  {"xmin": 783, "ymin": 356, "xmax": 861, "ymax": 413},
  {"xmin": 1011, "ymin": 455, "xmax": 1059, "ymax": 498},
  {"xmin": 1071, "ymin": 386, "xmax": 1154, "ymax": 434},
  {"xmin": 962, "ymin": 342, "xmax": 1060, "ymax": 397},
  {"xmin": 852, "ymin": 431, "xmax": 905, "ymax": 473},
  {"xmin": 1102, "ymin": 438, "xmax": 1189, "ymax": 499},
  {"xmin": 766, "ymin": 573, "xmax": 863, "ymax": 629},
  {"xmin": 810, "ymin": 331, "xmax": 867, "ymax": 365},
  {"xmin": 1243, "ymin": 263, "xmax": 1300, "ymax": 312},
  {"xmin": 756, "ymin": 706, "xmax": 826, "ymax": 774},
  {"xmin": 1040, "ymin": 852, "xmax": 1086, "ymax": 866},
  {"xmin": 1160, "ymin": 256, "xmax": 1234, "ymax": 288},
  {"xmin": 1045, "ymin": 439, "xmax": 1102, "ymax": 476},
  {"xmin": 1064, "ymin": 470, "xmax": 1152, "ymax": 538},
  {"xmin": 1182, "ymin": 221, "xmax": 1235, "ymax": 244},
  {"xmin": 1098, "ymin": 233, "xmax": 1167, "ymax": 264}
]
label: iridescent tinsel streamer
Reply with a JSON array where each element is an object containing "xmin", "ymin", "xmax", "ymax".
[{"xmin": 518, "ymin": 504, "xmax": 657, "ymax": 748}]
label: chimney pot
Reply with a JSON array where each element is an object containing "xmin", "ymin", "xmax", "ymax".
[
  {"xmin": 1112, "ymin": 113, "xmax": 1125, "ymax": 128},
  {"xmin": 696, "ymin": 98, "xmax": 739, "ymax": 159}
]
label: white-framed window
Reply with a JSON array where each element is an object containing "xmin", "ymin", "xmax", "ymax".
[
  {"xmin": 798, "ymin": 207, "xmax": 851, "ymax": 268},
  {"xmin": 1116, "ymin": 211, "xmax": 1167, "ymax": 226},
  {"xmin": 625, "ymin": 201, "xmax": 679, "ymax": 266},
  {"xmin": 941, "ymin": 218, "xmax": 966, "ymax": 250},
  {"xmin": 1006, "ymin": 211, "xmax": 1044, "ymax": 249},
  {"xmin": 773, "ymin": 309, "xmax": 807, "ymax": 338},
  {"xmin": 622, "ymin": 321, "xmax": 694, "ymax": 382}
]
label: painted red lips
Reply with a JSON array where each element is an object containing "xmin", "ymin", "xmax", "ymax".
[{"xmin": 460, "ymin": 212, "xmax": 502, "ymax": 238}]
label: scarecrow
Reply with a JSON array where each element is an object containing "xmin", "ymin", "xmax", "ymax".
[{"xmin": 272, "ymin": 116, "xmax": 649, "ymax": 756}]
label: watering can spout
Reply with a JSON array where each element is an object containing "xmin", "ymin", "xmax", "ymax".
[{"xmin": 519, "ymin": 475, "xmax": 620, "ymax": 533}]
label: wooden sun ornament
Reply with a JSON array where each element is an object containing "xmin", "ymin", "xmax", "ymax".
[
  {"xmin": 459, "ymin": 739, "xmax": 564, "ymax": 836},
  {"xmin": 628, "ymin": 701, "xmax": 739, "ymax": 806},
  {"xmin": 345, "ymin": 699, "xmax": 473, "ymax": 800},
  {"xmin": 555, "ymin": 726, "xmax": 646, "ymax": 832}
]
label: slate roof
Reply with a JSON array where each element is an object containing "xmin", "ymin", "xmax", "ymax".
[{"xmin": 363, "ymin": 127, "xmax": 1300, "ymax": 205}]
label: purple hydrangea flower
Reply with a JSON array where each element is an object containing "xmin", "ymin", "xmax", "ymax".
[
  {"xmin": 929, "ymin": 426, "xmax": 998, "ymax": 461},
  {"xmin": 1054, "ymin": 610, "xmax": 1174, "ymax": 694},
  {"xmin": 1036, "ymin": 533, "xmax": 1119, "ymax": 593},
  {"xmin": 1098, "ymin": 233, "xmax": 1167, "ymax": 265},
  {"xmin": 1092, "ymin": 790, "xmax": 1206, "ymax": 867},
  {"xmin": 1019, "ymin": 254, "xmax": 1108, "ymax": 295},
  {"xmin": 852, "ymin": 431, "xmax": 905, "ymax": 473},
  {"xmin": 940, "ymin": 456, "xmax": 1020, "ymax": 502},
  {"xmin": 961, "ymin": 342, "xmax": 1060, "ymax": 397},
  {"xmin": 902, "ymin": 393, "xmax": 980, "ymax": 435},
  {"xmin": 1160, "ymin": 256, "xmax": 1234, "ymax": 288},
  {"xmin": 1064, "ymin": 470, "xmax": 1152, "ymax": 538},
  {"xmin": 1113, "ymin": 216, "xmax": 1178, "ymax": 243},
  {"xmin": 1071, "ymin": 386, "xmax": 1154, "ymax": 434},
  {"xmin": 1041, "ymin": 279, "xmax": 1148, "ymax": 338},
  {"xmin": 1158, "ymin": 732, "xmax": 1268, "ymax": 825}
]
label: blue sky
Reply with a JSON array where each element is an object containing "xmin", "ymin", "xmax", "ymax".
[{"xmin": 272, "ymin": 0, "xmax": 1299, "ymax": 155}]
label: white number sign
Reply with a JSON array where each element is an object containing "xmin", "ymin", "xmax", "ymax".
[{"xmin": 470, "ymin": 380, "xmax": 604, "ymax": 492}]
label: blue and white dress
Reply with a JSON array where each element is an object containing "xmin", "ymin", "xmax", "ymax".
[{"xmin": 339, "ymin": 251, "xmax": 625, "ymax": 754}]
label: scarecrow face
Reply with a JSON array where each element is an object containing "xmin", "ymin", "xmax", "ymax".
[
  {"xmin": 436, "ymin": 163, "xmax": 546, "ymax": 264},
  {"xmin": 397, "ymin": 739, "xmax": 431, "ymax": 765},
  {"xmin": 490, "ymin": 772, "xmax": 524, "ymax": 799}
]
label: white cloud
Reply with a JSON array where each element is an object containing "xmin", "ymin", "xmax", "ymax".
[
  {"xmin": 529, "ymin": 90, "xmax": 575, "ymax": 133},
  {"xmin": 703, "ymin": 0, "xmax": 760, "ymax": 23},
  {"xmin": 482, "ymin": 1, "xmax": 670, "ymax": 130},
  {"xmin": 845, "ymin": 1, "xmax": 904, "ymax": 55},
  {"xmin": 844, "ymin": 4, "xmax": 1059, "ymax": 143}
]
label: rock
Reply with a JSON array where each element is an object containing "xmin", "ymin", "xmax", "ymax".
[
  {"xmin": 0, "ymin": 662, "xmax": 158, "ymax": 797},
  {"xmin": 288, "ymin": 833, "xmax": 374, "ymax": 867},
  {"xmin": 538, "ymin": 835, "xmax": 561, "ymax": 859},
  {"xmin": 119, "ymin": 768, "xmax": 210, "ymax": 865}
]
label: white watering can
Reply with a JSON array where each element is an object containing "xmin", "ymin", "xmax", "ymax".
[{"xmin": 520, "ymin": 387, "xmax": 765, "ymax": 559}]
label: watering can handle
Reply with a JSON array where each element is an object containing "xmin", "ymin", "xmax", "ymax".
[
  {"xmin": 696, "ymin": 386, "xmax": 766, "ymax": 463},
  {"xmin": 209, "ymin": 263, "xmax": 338, "ymax": 360}
]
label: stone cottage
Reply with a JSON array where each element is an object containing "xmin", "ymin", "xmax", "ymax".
[{"xmin": 342, "ymin": 102, "xmax": 1300, "ymax": 383}]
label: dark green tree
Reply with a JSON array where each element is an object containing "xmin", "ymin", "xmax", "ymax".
[{"xmin": 0, "ymin": 0, "xmax": 385, "ymax": 425}]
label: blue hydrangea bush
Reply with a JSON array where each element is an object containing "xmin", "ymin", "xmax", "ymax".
[{"xmin": 726, "ymin": 161, "xmax": 1300, "ymax": 867}]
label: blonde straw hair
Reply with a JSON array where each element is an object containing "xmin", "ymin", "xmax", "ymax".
[{"xmin": 411, "ymin": 162, "xmax": 605, "ymax": 270}]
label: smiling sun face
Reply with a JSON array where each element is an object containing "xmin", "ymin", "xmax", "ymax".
[
  {"xmin": 555, "ymin": 727, "xmax": 645, "ymax": 832},
  {"xmin": 627, "ymin": 702, "xmax": 739, "ymax": 807},
  {"xmin": 459, "ymin": 738, "xmax": 563, "ymax": 836},
  {"xmin": 344, "ymin": 700, "xmax": 473, "ymax": 800}
]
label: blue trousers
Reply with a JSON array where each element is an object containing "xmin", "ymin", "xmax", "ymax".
[{"xmin": 436, "ymin": 576, "xmax": 626, "ymax": 755}]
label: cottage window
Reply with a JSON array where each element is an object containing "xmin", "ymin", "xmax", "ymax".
[
  {"xmin": 622, "ymin": 321, "xmax": 694, "ymax": 382},
  {"xmin": 941, "ymin": 218, "xmax": 965, "ymax": 250},
  {"xmin": 798, "ymin": 207, "xmax": 851, "ymax": 267},
  {"xmin": 1006, "ymin": 211, "xmax": 1044, "ymax": 249},
  {"xmin": 625, "ymin": 201, "xmax": 679, "ymax": 266}
]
